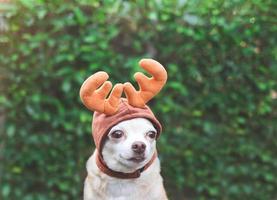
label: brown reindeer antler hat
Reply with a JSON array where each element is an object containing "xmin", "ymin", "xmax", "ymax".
[{"xmin": 80, "ymin": 59, "xmax": 167, "ymax": 178}]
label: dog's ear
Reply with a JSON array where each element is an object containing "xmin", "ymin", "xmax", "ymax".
[
  {"xmin": 80, "ymin": 71, "xmax": 123, "ymax": 115},
  {"xmin": 123, "ymin": 59, "xmax": 167, "ymax": 108}
]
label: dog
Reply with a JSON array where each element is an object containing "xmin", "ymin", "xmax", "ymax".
[
  {"xmin": 80, "ymin": 59, "xmax": 168, "ymax": 200},
  {"xmin": 84, "ymin": 118, "xmax": 167, "ymax": 200}
]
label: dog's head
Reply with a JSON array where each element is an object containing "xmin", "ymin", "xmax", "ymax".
[
  {"xmin": 102, "ymin": 118, "xmax": 157, "ymax": 173},
  {"xmin": 79, "ymin": 59, "xmax": 167, "ymax": 175}
]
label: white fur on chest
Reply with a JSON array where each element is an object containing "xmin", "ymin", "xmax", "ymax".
[{"xmin": 84, "ymin": 152, "xmax": 167, "ymax": 200}]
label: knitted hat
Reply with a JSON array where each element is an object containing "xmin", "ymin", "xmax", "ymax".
[{"xmin": 79, "ymin": 59, "xmax": 167, "ymax": 178}]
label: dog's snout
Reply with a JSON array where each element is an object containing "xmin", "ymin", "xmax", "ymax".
[{"xmin": 132, "ymin": 141, "xmax": 146, "ymax": 154}]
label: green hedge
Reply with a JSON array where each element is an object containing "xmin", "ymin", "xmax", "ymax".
[{"xmin": 0, "ymin": 0, "xmax": 276, "ymax": 199}]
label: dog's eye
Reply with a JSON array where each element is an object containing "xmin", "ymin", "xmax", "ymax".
[
  {"xmin": 147, "ymin": 131, "xmax": 157, "ymax": 139},
  {"xmin": 110, "ymin": 130, "xmax": 124, "ymax": 139}
]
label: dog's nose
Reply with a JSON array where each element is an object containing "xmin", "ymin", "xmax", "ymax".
[{"xmin": 132, "ymin": 141, "xmax": 146, "ymax": 154}]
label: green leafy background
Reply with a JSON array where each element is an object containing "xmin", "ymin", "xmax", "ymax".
[{"xmin": 0, "ymin": 0, "xmax": 276, "ymax": 199}]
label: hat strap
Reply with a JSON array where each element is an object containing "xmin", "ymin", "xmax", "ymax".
[{"xmin": 95, "ymin": 151, "xmax": 157, "ymax": 179}]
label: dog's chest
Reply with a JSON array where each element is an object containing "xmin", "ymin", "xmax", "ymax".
[
  {"xmin": 106, "ymin": 179, "xmax": 149, "ymax": 198},
  {"xmin": 84, "ymin": 154, "xmax": 166, "ymax": 200}
]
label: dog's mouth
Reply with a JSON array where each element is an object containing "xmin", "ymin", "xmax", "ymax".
[
  {"xmin": 119, "ymin": 154, "xmax": 146, "ymax": 164},
  {"xmin": 127, "ymin": 156, "xmax": 146, "ymax": 163}
]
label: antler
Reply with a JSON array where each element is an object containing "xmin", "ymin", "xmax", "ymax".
[
  {"xmin": 124, "ymin": 59, "xmax": 167, "ymax": 108},
  {"xmin": 80, "ymin": 71, "xmax": 123, "ymax": 115}
]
